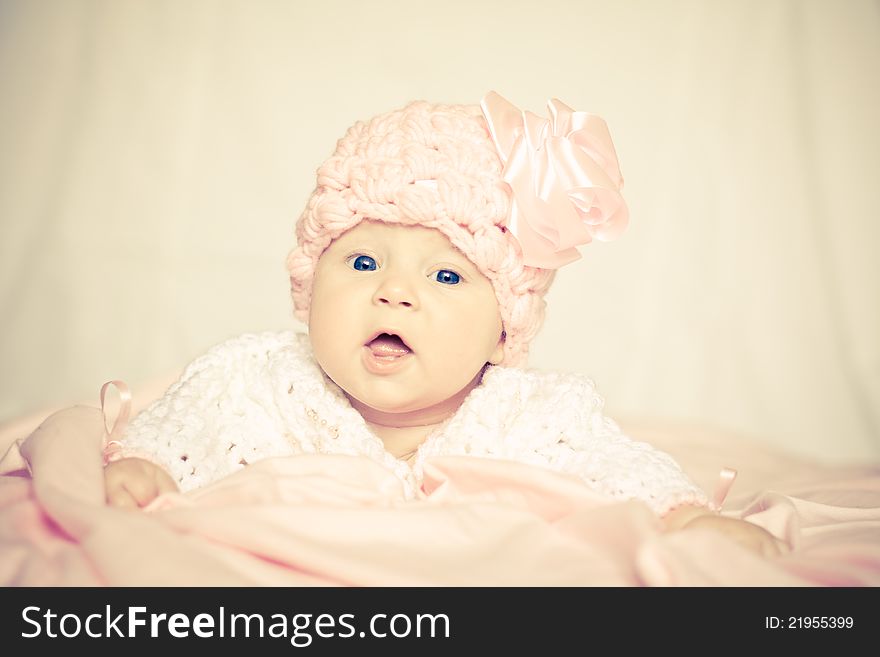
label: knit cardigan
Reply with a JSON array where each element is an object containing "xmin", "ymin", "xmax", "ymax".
[{"xmin": 118, "ymin": 331, "xmax": 708, "ymax": 515}]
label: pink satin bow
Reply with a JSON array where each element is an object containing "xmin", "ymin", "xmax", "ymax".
[{"xmin": 480, "ymin": 91, "xmax": 629, "ymax": 269}]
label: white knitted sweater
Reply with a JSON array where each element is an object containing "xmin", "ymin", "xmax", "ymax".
[{"xmin": 119, "ymin": 331, "xmax": 707, "ymax": 515}]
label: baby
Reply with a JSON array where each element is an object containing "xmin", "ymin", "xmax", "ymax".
[{"xmin": 105, "ymin": 92, "xmax": 783, "ymax": 556}]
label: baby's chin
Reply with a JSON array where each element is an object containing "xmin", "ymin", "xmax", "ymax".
[
  {"xmin": 341, "ymin": 385, "xmax": 461, "ymax": 420},
  {"xmin": 345, "ymin": 390, "xmax": 436, "ymax": 416}
]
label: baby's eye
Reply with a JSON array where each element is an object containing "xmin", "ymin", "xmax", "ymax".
[
  {"xmin": 431, "ymin": 269, "xmax": 461, "ymax": 285},
  {"xmin": 350, "ymin": 255, "xmax": 377, "ymax": 271}
]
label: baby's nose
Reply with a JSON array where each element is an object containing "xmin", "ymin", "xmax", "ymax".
[{"xmin": 373, "ymin": 276, "xmax": 419, "ymax": 309}]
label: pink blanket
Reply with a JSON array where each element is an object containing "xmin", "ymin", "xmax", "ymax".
[{"xmin": 2, "ymin": 409, "xmax": 879, "ymax": 586}]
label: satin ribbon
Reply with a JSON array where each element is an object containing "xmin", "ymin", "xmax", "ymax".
[
  {"xmin": 710, "ymin": 466, "xmax": 738, "ymax": 512},
  {"xmin": 100, "ymin": 380, "xmax": 131, "ymax": 464},
  {"xmin": 480, "ymin": 91, "xmax": 629, "ymax": 269}
]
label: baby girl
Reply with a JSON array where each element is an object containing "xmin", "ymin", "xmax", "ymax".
[{"xmin": 104, "ymin": 91, "xmax": 784, "ymax": 556}]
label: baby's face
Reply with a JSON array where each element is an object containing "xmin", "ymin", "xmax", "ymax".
[{"xmin": 309, "ymin": 220, "xmax": 504, "ymax": 416}]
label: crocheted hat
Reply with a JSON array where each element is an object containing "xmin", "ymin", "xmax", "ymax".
[{"xmin": 286, "ymin": 92, "xmax": 628, "ymax": 367}]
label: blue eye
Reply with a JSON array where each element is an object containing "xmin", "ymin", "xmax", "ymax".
[
  {"xmin": 351, "ymin": 255, "xmax": 377, "ymax": 271},
  {"xmin": 432, "ymin": 269, "xmax": 461, "ymax": 285}
]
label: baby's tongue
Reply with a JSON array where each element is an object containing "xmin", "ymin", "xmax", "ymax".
[{"xmin": 367, "ymin": 333, "xmax": 411, "ymax": 356}]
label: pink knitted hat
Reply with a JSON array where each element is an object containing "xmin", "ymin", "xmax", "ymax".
[{"xmin": 287, "ymin": 92, "xmax": 628, "ymax": 367}]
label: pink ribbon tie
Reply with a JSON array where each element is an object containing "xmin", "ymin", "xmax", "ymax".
[
  {"xmin": 100, "ymin": 380, "xmax": 131, "ymax": 465},
  {"xmin": 710, "ymin": 467, "xmax": 738, "ymax": 512}
]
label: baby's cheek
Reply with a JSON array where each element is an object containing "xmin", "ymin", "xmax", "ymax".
[{"xmin": 430, "ymin": 346, "xmax": 485, "ymax": 391}]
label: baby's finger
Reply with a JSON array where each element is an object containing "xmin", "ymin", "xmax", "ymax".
[
  {"xmin": 154, "ymin": 468, "xmax": 179, "ymax": 496},
  {"xmin": 106, "ymin": 485, "xmax": 139, "ymax": 509},
  {"xmin": 766, "ymin": 536, "xmax": 790, "ymax": 558},
  {"xmin": 122, "ymin": 476, "xmax": 161, "ymax": 508}
]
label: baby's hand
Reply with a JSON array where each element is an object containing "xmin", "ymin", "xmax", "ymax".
[
  {"xmin": 104, "ymin": 457, "xmax": 178, "ymax": 509},
  {"xmin": 664, "ymin": 506, "xmax": 788, "ymax": 557},
  {"xmin": 683, "ymin": 514, "xmax": 788, "ymax": 557}
]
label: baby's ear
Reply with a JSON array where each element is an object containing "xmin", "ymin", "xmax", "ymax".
[{"xmin": 488, "ymin": 330, "xmax": 506, "ymax": 365}]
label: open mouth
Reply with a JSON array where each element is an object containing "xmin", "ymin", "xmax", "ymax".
[{"xmin": 365, "ymin": 332, "xmax": 412, "ymax": 358}]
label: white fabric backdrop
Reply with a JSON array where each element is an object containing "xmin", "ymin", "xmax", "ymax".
[{"xmin": 1, "ymin": 0, "xmax": 877, "ymax": 463}]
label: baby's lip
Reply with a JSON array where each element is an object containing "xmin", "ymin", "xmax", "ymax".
[{"xmin": 364, "ymin": 329, "xmax": 413, "ymax": 353}]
